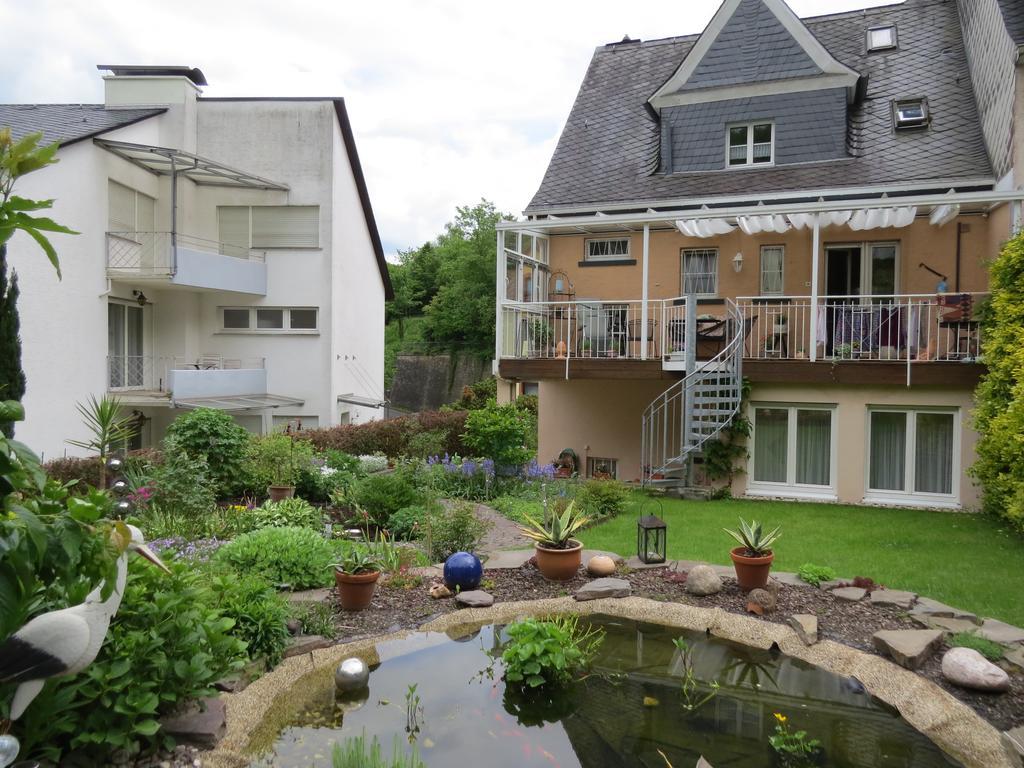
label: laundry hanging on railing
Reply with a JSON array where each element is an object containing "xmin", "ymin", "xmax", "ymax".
[
  {"xmin": 675, "ymin": 218, "xmax": 736, "ymax": 238},
  {"xmin": 737, "ymin": 214, "xmax": 790, "ymax": 235}
]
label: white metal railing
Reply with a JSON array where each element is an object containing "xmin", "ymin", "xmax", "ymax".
[
  {"xmin": 736, "ymin": 293, "xmax": 987, "ymax": 363},
  {"xmin": 500, "ymin": 300, "xmax": 655, "ymax": 360},
  {"xmin": 169, "ymin": 355, "xmax": 266, "ymax": 371},
  {"xmin": 106, "ymin": 355, "xmax": 266, "ymax": 391},
  {"xmin": 106, "ymin": 232, "xmax": 262, "ymax": 273}
]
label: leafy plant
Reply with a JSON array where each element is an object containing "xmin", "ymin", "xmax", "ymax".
[
  {"xmin": 575, "ymin": 479, "xmax": 630, "ymax": 519},
  {"xmin": 235, "ymin": 497, "xmax": 323, "ymax": 533},
  {"xmin": 405, "ymin": 683, "xmax": 423, "ymax": 741},
  {"xmin": 358, "ymin": 453, "xmax": 390, "ymax": 473},
  {"xmin": 797, "ymin": 563, "xmax": 837, "ymax": 587},
  {"xmin": 500, "ymin": 615, "xmax": 604, "ymax": 688},
  {"xmin": 215, "ymin": 526, "xmax": 338, "ymax": 589},
  {"xmin": 387, "ymin": 504, "xmax": 429, "ymax": 540},
  {"xmin": 670, "ymin": 637, "xmax": 720, "ymax": 713},
  {"xmin": 334, "ymin": 545, "xmax": 381, "ymax": 575},
  {"xmin": 146, "ymin": 436, "xmax": 217, "ymax": 520},
  {"xmin": 424, "ymin": 500, "xmax": 489, "ymax": 562},
  {"xmin": 65, "ymin": 394, "xmax": 138, "ymax": 486},
  {"xmin": 331, "ymin": 732, "xmax": 425, "ymax": 768},
  {"xmin": 292, "ymin": 601, "xmax": 336, "ymax": 639},
  {"xmin": 519, "ymin": 500, "xmax": 590, "ymax": 550},
  {"xmin": 210, "ymin": 572, "xmax": 291, "ymax": 666},
  {"xmin": 165, "ymin": 408, "xmax": 249, "ymax": 497},
  {"xmin": 245, "ymin": 433, "xmax": 314, "ymax": 489},
  {"xmin": 949, "ymin": 631, "xmax": 1004, "ymax": 661},
  {"xmin": 405, "ymin": 429, "xmax": 448, "ymax": 460},
  {"xmin": 352, "ymin": 472, "xmax": 421, "ymax": 528},
  {"xmin": 724, "ymin": 517, "xmax": 781, "ymax": 557},
  {"xmin": 462, "ymin": 400, "xmax": 536, "ymax": 469},
  {"xmin": 768, "ymin": 712, "xmax": 821, "ymax": 767}
]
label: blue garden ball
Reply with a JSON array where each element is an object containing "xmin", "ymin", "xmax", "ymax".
[{"xmin": 443, "ymin": 551, "xmax": 483, "ymax": 591}]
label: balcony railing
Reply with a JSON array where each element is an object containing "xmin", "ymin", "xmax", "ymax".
[
  {"xmin": 107, "ymin": 232, "xmax": 262, "ymax": 274},
  {"xmin": 500, "ymin": 300, "xmax": 656, "ymax": 360},
  {"xmin": 107, "ymin": 355, "xmax": 266, "ymax": 392}
]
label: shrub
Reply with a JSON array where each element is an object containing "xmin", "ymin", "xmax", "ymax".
[
  {"xmin": 500, "ymin": 616, "xmax": 603, "ymax": 688},
  {"xmin": 352, "ymin": 472, "xmax": 421, "ymax": 528},
  {"xmin": 235, "ymin": 497, "xmax": 323, "ymax": 533},
  {"xmin": 462, "ymin": 400, "xmax": 535, "ymax": 468},
  {"xmin": 387, "ymin": 504, "xmax": 430, "ymax": 541},
  {"xmin": 293, "ymin": 601, "xmax": 337, "ymax": 640},
  {"xmin": 949, "ymin": 631, "xmax": 1004, "ymax": 661},
  {"xmin": 575, "ymin": 479, "xmax": 630, "ymax": 519},
  {"xmin": 210, "ymin": 572, "xmax": 291, "ymax": 666},
  {"xmin": 165, "ymin": 408, "xmax": 249, "ymax": 497},
  {"xmin": 41, "ymin": 455, "xmax": 103, "ymax": 489},
  {"xmin": 425, "ymin": 501, "xmax": 489, "ymax": 562},
  {"xmin": 146, "ymin": 437, "xmax": 218, "ymax": 519},
  {"xmin": 405, "ymin": 429, "xmax": 448, "ymax": 459},
  {"xmin": 215, "ymin": 526, "xmax": 337, "ymax": 589},
  {"xmin": 303, "ymin": 410, "xmax": 469, "ymax": 458},
  {"xmin": 358, "ymin": 454, "xmax": 389, "ymax": 474},
  {"xmin": 797, "ymin": 563, "xmax": 837, "ymax": 587},
  {"xmin": 450, "ymin": 377, "xmax": 498, "ymax": 410},
  {"xmin": 11, "ymin": 558, "xmax": 247, "ymax": 763},
  {"xmin": 514, "ymin": 393, "xmax": 538, "ymax": 417},
  {"xmin": 244, "ymin": 434, "xmax": 315, "ymax": 491}
]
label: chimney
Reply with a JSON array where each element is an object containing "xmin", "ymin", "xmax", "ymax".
[{"xmin": 98, "ymin": 65, "xmax": 206, "ymax": 109}]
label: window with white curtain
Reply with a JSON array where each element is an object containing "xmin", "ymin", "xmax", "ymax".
[
  {"xmin": 868, "ymin": 409, "xmax": 957, "ymax": 500},
  {"xmin": 108, "ymin": 180, "xmax": 155, "ymax": 233},
  {"xmin": 760, "ymin": 246, "xmax": 784, "ymax": 295},
  {"xmin": 681, "ymin": 248, "xmax": 718, "ymax": 296},
  {"xmin": 751, "ymin": 404, "xmax": 834, "ymax": 494}
]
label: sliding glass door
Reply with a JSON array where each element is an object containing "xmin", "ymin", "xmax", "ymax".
[
  {"xmin": 751, "ymin": 404, "xmax": 835, "ymax": 495},
  {"xmin": 108, "ymin": 302, "xmax": 145, "ymax": 389},
  {"xmin": 868, "ymin": 409, "xmax": 957, "ymax": 501}
]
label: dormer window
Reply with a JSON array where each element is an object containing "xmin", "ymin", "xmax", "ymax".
[
  {"xmin": 727, "ymin": 122, "xmax": 774, "ymax": 167},
  {"xmin": 867, "ymin": 25, "xmax": 898, "ymax": 52},
  {"xmin": 893, "ymin": 98, "xmax": 929, "ymax": 130}
]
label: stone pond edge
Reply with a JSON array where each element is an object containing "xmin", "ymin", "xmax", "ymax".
[{"xmin": 200, "ymin": 596, "xmax": 1012, "ymax": 768}]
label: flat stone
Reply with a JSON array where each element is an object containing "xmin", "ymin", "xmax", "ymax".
[
  {"xmin": 817, "ymin": 579, "xmax": 844, "ymax": 591},
  {"xmin": 1004, "ymin": 645, "xmax": 1024, "ymax": 671},
  {"xmin": 160, "ymin": 698, "xmax": 226, "ymax": 749},
  {"xmin": 832, "ymin": 587, "xmax": 867, "ymax": 602},
  {"xmin": 941, "ymin": 647, "xmax": 1011, "ymax": 692},
  {"xmin": 285, "ymin": 587, "xmax": 331, "ymax": 604},
  {"xmin": 788, "ymin": 614, "xmax": 818, "ymax": 646},
  {"xmin": 1002, "ymin": 726, "xmax": 1024, "ymax": 766},
  {"xmin": 479, "ymin": 549, "xmax": 534, "ymax": 569},
  {"xmin": 770, "ymin": 571, "xmax": 805, "ymax": 587},
  {"xmin": 684, "ymin": 565, "xmax": 722, "ymax": 596},
  {"xmin": 872, "ymin": 629, "xmax": 943, "ymax": 670},
  {"xmin": 574, "ymin": 577, "xmax": 631, "ymax": 602},
  {"xmin": 870, "ymin": 589, "xmax": 917, "ymax": 609},
  {"xmin": 625, "ymin": 555, "xmax": 670, "ymax": 570},
  {"xmin": 910, "ymin": 596, "xmax": 980, "ymax": 625},
  {"xmin": 283, "ymin": 635, "xmax": 332, "ymax": 658},
  {"xmin": 920, "ymin": 616, "xmax": 985, "ymax": 635},
  {"xmin": 977, "ymin": 618, "xmax": 1024, "ymax": 645},
  {"xmin": 455, "ymin": 590, "xmax": 494, "ymax": 608},
  {"xmin": 586, "ymin": 555, "xmax": 617, "ymax": 576}
]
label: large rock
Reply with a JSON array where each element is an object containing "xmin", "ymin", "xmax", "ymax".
[
  {"xmin": 574, "ymin": 577, "xmax": 631, "ymax": 602},
  {"xmin": 941, "ymin": 647, "xmax": 1011, "ymax": 692},
  {"xmin": 872, "ymin": 629, "xmax": 943, "ymax": 669},
  {"xmin": 455, "ymin": 590, "xmax": 494, "ymax": 608},
  {"xmin": 832, "ymin": 587, "xmax": 867, "ymax": 602},
  {"xmin": 160, "ymin": 698, "xmax": 226, "ymax": 749},
  {"xmin": 870, "ymin": 589, "xmax": 917, "ymax": 609},
  {"xmin": 788, "ymin": 614, "xmax": 818, "ymax": 646},
  {"xmin": 977, "ymin": 618, "xmax": 1024, "ymax": 645},
  {"xmin": 283, "ymin": 635, "xmax": 333, "ymax": 658},
  {"xmin": 685, "ymin": 565, "xmax": 723, "ymax": 596}
]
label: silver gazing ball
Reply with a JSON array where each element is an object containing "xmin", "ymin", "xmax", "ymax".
[
  {"xmin": 334, "ymin": 657, "xmax": 370, "ymax": 692},
  {"xmin": 106, "ymin": 457, "xmax": 124, "ymax": 473},
  {"xmin": 114, "ymin": 499, "xmax": 133, "ymax": 517},
  {"xmin": 110, "ymin": 479, "xmax": 130, "ymax": 496},
  {"xmin": 0, "ymin": 735, "xmax": 20, "ymax": 768}
]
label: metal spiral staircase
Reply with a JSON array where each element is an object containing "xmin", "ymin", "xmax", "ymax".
[{"xmin": 641, "ymin": 298, "xmax": 744, "ymax": 488}]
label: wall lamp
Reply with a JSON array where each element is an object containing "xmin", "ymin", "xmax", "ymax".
[{"xmin": 732, "ymin": 252, "xmax": 744, "ymax": 273}]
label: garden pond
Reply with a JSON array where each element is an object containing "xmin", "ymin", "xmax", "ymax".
[{"xmin": 248, "ymin": 615, "xmax": 960, "ymax": 767}]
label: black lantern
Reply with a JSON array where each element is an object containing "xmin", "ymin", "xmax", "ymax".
[{"xmin": 637, "ymin": 499, "xmax": 667, "ymax": 564}]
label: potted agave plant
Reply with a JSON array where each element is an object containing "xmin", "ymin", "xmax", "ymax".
[
  {"xmin": 334, "ymin": 546, "xmax": 381, "ymax": 611},
  {"xmin": 725, "ymin": 518, "xmax": 781, "ymax": 591},
  {"xmin": 519, "ymin": 501, "xmax": 590, "ymax": 581}
]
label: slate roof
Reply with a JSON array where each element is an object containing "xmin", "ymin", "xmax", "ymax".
[
  {"xmin": 526, "ymin": 0, "xmax": 995, "ymax": 213},
  {"xmin": 0, "ymin": 104, "xmax": 165, "ymax": 147},
  {"xmin": 997, "ymin": 0, "xmax": 1024, "ymax": 44}
]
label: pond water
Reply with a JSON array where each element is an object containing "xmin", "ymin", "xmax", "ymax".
[{"xmin": 249, "ymin": 615, "xmax": 960, "ymax": 768}]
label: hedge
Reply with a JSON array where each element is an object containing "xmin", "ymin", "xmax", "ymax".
[{"xmin": 302, "ymin": 410, "xmax": 469, "ymax": 458}]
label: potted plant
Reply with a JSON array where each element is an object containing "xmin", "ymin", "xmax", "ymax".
[
  {"xmin": 724, "ymin": 518, "xmax": 781, "ymax": 591},
  {"xmin": 518, "ymin": 501, "xmax": 590, "ymax": 581},
  {"xmin": 334, "ymin": 546, "xmax": 381, "ymax": 611},
  {"xmin": 529, "ymin": 318, "xmax": 553, "ymax": 357},
  {"xmin": 267, "ymin": 436, "xmax": 298, "ymax": 501}
]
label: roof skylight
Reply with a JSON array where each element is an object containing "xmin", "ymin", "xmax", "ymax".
[
  {"xmin": 893, "ymin": 98, "xmax": 930, "ymax": 130},
  {"xmin": 867, "ymin": 25, "xmax": 898, "ymax": 52}
]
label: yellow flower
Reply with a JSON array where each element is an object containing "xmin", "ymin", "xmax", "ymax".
[{"xmin": 773, "ymin": 712, "xmax": 787, "ymax": 723}]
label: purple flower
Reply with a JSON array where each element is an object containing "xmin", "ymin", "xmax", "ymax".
[{"xmin": 461, "ymin": 460, "xmax": 477, "ymax": 477}]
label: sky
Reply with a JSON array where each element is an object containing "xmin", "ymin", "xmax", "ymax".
[{"xmin": 0, "ymin": 0, "xmax": 897, "ymax": 259}]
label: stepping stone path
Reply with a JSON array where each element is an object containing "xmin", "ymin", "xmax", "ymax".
[
  {"xmin": 160, "ymin": 697, "xmax": 226, "ymax": 749},
  {"xmin": 872, "ymin": 629, "xmax": 943, "ymax": 669},
  {"xmin": 870, "ymin": 589, "xmax": 917, "ymax": 609},
  {"xmin": 941, "ymin": 647, "xmax": 1010, "ymax": 692},
  {"xmin": 455, "ymin": 590, "xmax": 494, "ymax": 608},
  {"xmin": 684, "ymin": 565, "xmax": 722, "ymax": 596},
  {"xmin": 788, "ymin": 614, "xmax": 818, "ymax": 646},
  {"xmin": 575, "ymin": 577, "xmax": 631, "ymax": 602},
  {"xmin": 832, "ymin": 586, "xmax": 867, "ymax": 602}
]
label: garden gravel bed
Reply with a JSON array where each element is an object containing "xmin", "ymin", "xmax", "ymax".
[{"xmin": 315, "ymin": 561, "xmax": 1024, "ymax": 732}]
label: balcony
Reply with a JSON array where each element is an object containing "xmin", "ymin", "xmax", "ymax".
[
  {"xmin": 107, "ymin": 355, "xmax": 267, "ymax": 400},
  {"xmin": 106, "ymin": 232, "xmax": 267, "ymax": 295}
]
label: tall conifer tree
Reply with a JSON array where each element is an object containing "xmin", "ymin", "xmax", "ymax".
[{"xmin": 0, "ymin": 244, "xmax": 25, "ymax": 437}]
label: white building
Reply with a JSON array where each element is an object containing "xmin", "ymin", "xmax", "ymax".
[{"xmin": 1, "ymin": 65, "xmax": 393, "ymax": 459}]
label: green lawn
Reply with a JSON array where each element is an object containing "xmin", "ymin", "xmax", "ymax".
[{"xmin": 579, "ymin": 494, "xmax": 1024, "ymax": 628}]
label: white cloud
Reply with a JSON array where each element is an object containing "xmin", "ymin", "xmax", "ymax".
[{"xmin": 0, "ymin": 0, "xmax": 897, "ymax": 257}]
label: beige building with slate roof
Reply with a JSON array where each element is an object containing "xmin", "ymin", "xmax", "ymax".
[{"xmin": 495, "ymin": 0, "xmax": 1024, "ymax": 509}]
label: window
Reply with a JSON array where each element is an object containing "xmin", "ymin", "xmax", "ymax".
[
  {"xmin": 217, "ymin": 206, "xmax": 319, "ymax": 251},
  {"xmin": 220, "ymin": 307, "xmax": 319, "ymax": 332},
  {"xmin": 760, "ymin": 246, "xmax": 785, "ymax": 295},
  {"xmin": 825, "ymin": 242, "xmax": 899, "ymax": 298},
  {"xmin": 587, "ymin": 457, "xmax": 617, "ymax": 479},
  {"xmin": 107, "ymin": 302, "xmax": 145, "ymax": 389},
  {"xmin": 727, "ymin": 122, "xmax": 773, "ymax": 167},
  {"xmin": 867, "ymin": 25, "xmax": 897, "ymax": 51},
  {"xmin": 681, "ymin": 248, "xmax": 718, "ymax": 296},
  {"xmin": 751, "ymin": 405, "xmax": 835, "ymax": 494},
  {"xmin": 893, "ymin": 99, "xmax": 929, "ymax": 130},
  {"xmin": 585, "ymin": 238, "xmax": 631, "ymax": 262},
  {"xmin": 868, "ymin": 409, "xmax": 957, "ymax": 501},
  {"xmin": 108, "ymin": 180, "xmax": 155, "ymax": 233}
]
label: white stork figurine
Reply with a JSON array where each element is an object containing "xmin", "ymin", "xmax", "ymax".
[{"xmin": 0, "ymin": 524, "xmax": 169, "ymax": 722}]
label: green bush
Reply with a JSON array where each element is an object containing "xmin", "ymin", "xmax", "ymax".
[
  {"xmin": 11, "ymin": 558, "xmax": 247, "ymax": 763},
  {"xmin": 147, "ymin": 436, "xmax": 218, "ymax": 519},
  {"xmin": 211, "ymin": 572, "xmax": 291, "ymax": 666},
  {"xmin": 462, "ymin": 400, "xmax": 536, "ymax": 468},
  {"xmin": 165, "ymin": 408, "xmax": 249, "ymax": 497},
  {"xmin": 244, "ymin": 433, "xmax": 315, "ymax": 491},
  {"xmin": 500, "ymin": 616, "xmax": 603, "ymax": 688},
  {"xmin": 352, "ymin": 472, "xmax": 421, "ymax": 528},
  {"xmin": 797, "ymin": 563, "xmax": 837, "ymax": 587},
  {"xmin": 950, "ymin": 631, "xmax": 1004, "ymax": 661},
  {"xmin": 575, "ymin": 479, "xmax": 630, "ymax": 519},
  {"xmin": 235, "ymin": 497, "xmax": 323, "ymax": 533},
  {"xmin": 405, "ymin": 429, "xmax": 448, "ymax": 459},
  {"xmin": 303, "ymin": 410, "xmax": 470, "ymax": 458},
  {"xmin": 215, "ymin": 526, "xmax": 337, "ymax": 589},
  {"xmin": 971, "ymin": 232, "xmax": 1024, "ymax": 530},
  {"xmin": 425, "ymin": 501, "xmax": 489, "ymax": 561},
  {"xmin": 387, "ymin": 504, "xmax": 430, "ymax": 540},
  {"xmin": 293, "ymin": 601, "xmax": 337, "ymax": 640},
  {"xmin": 41, "ymin": 455, "xmax": 103, "ymax": 490}
]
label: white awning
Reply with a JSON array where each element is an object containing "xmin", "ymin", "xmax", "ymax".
[
  {"xmin": 172, "ymin": 393, "xmax": 304, "ymax": 411},
  {"xmin": 337, "ymin": 393, "xmax": 386, "ymax": 408},
  {"xmin": 675, "ymin": 218, "xmax": 736, "ymax": 237}
]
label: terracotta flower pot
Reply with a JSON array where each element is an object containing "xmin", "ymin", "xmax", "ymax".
[
  {"xmin": 267, "ymin": 485, "xmax": 296, "ymax": 502},
  {"xmin": 534, "ymin": 540, "xmax": 583, "ymax": 581},
  {"xmin": 335, "ymin": 569, "xmax": 380, "ymax": 611},
  {"xmin": 730, "ymin": 546, "xmax": 774, "ymax": 591}
]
